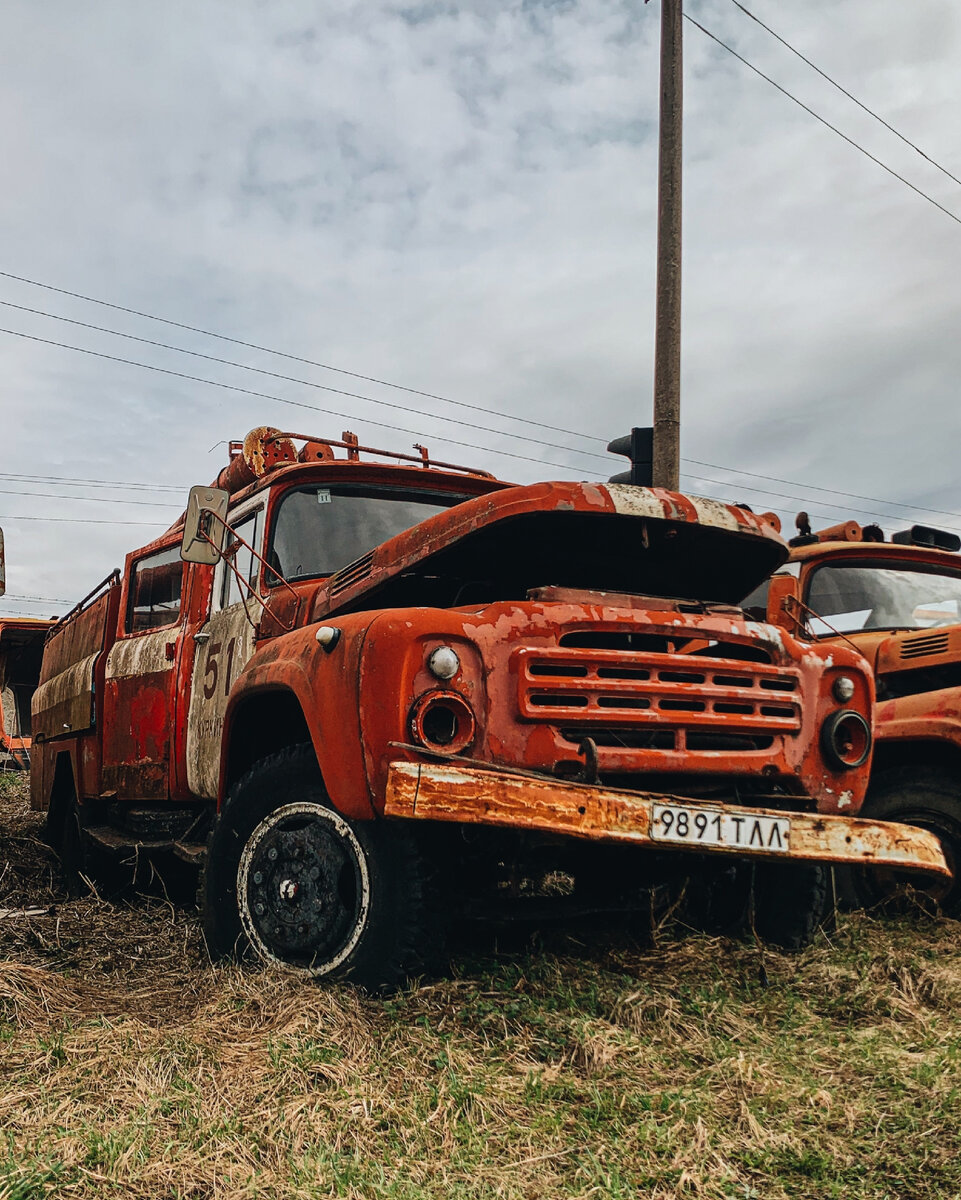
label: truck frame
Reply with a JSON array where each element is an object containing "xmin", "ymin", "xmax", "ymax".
[{"xmin": 21, "ymin": 429, "xmax": 946, "ymax": 986}]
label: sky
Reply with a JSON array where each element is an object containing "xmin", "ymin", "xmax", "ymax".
[{"xmin": 0, "ymin": 0, "xmax": 960, "ymax": 615}]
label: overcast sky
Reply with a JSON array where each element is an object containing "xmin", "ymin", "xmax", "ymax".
[{"xmin": 1, "ymin": 0, "xmax": 959, "ymax": 614}]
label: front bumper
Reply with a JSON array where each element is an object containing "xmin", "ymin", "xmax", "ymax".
[{"xmin": 384, "ymin": 761, "xmax": 949, "ymax": 877}]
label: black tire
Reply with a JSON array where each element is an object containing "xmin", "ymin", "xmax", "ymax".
[
  {"xmin": 852, "ymin": 766, "xmax": 961, "ymax": 916},
  {"xmin": 683, "ymin": 858, "xmax": 828, "ymax": 950},
  {"xmin": 682, "ymin": 859, "xmax": 754, "ymax": 936},
  {"xmin": 47, "ymin": 793, "xmax": 91, "ymax": 897},
  {"xmin": 751, "ymin": 861, "xmax": 829, "ymax": 951},
  {"xmin": 202, "ymin": 744, "xmax": 437, "ymax": 990}
]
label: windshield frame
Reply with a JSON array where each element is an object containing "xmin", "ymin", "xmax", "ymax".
[
  {"xmin": 264, "ymin": 482, "xmax": 472, "ymax": 586},
  {"xmin": 802, "ymin": 556, "xmax": 961, "ymax": 637}
]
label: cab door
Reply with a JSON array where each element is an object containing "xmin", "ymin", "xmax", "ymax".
[
  {"xmin": 185, "ymin": 502, "xmax": 265, "ymax": 801},
  {"xmin": 102, "ymin": 542, "xmax": 188, "ymax": 801}
]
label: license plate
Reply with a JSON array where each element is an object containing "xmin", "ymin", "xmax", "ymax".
[{"xmin": 651, "ymin": 804, "xmax": 790, "ymax": 852}]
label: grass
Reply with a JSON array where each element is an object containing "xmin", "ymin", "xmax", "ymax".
[{"xmin": 2, "ymin": 770, "xmax": 961, "ymax": 1198}]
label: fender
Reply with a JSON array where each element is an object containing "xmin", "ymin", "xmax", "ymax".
[
  {"xmin": 876, "ymin": 688, "xmax": 961, "ymax": 748},
  {"xmin": 219, "ymin": 614, "xmax": 377, "ymax": 820}
]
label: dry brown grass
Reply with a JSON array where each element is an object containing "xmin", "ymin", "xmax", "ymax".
[{"xmin": 3, "ymin": 772, "xmax": 961, "ymax": 1199}]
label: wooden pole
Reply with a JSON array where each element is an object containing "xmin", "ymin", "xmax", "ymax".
[{"xmin": 652, "ymin": 0, "xmax": 682, "ymax": 490}]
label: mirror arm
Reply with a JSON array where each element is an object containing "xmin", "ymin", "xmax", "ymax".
[{"xmin": 202, "ymin": 509, "xmax": 300, "ymax": 604}]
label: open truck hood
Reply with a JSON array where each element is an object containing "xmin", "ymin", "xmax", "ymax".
[{"xmin": 307, "ymin": 481, "xmax": 788, "ymax": 620}]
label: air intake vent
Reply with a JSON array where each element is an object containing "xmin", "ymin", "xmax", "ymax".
[
  {"xmin": 329, "ymin": 552, "xmax": 374, "ymax": 597},
  {"xmin": 900, "ymin": 632, "xmax": 951, "ymax": 661}
]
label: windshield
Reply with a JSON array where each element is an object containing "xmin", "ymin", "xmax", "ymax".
[
  {"xmin": 806, "ymin": 563, "xmax": 961, "ymax": 634},
  {"xmin": 268, "ymin": 485, "xmax": 464, "ymax": 582}
]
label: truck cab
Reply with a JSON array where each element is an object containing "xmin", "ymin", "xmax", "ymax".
[
  {"xmin": 752, "ymin": 518, "xmax": 961, "ymax": 911},
  {"xmin": 0, "ymin": 618, "xmax": 51, "ymax": 770},
  {"xmin": 26, "ymin": 430, "xmax": 947, "ymax": 985}
]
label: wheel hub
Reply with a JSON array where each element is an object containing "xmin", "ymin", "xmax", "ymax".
[{"xmin": 238, "ymin": 803, "xmax": 370, "ymax": 974}]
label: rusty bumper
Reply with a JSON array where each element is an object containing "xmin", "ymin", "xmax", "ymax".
[{"xmin": 384, "ymin": 761, "xmax": 950, "ymax": 878}]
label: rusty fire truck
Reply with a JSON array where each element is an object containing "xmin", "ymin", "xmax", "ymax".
[
  {"xmin": 749, "ymin": 516, "xmax": 961, "ymax": 913},
  {"xmin": 14, "ymin": 429, "xmax": 947, "ymax": 987},
  {"xmin": 0, "ymin": 618, "xmax": 51, "ymax": 770}
]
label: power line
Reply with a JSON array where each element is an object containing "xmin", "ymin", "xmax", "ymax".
[
  {"xmin": 0, "ymin": 487, "xmax": 178, "ymax": 508},
  {"xmin": 680, "ymin": 471, "xmax": 961, "ymax": 535},
  {"xmin": 0, "ymin": 298, "xmax": 611, "ymax": 465},
  {"xmin": 0, "ymin": 471, "xmax": 185, "ymax": 494},
  {"xmin": 3, "ymin": 593, "xmax": 73, "ymax": 604},
  {"xmin": 685, "ymin": 14, "xmax": 961, "ymax": 229},
  {"xmin": 0, "ymin": 514, "xmax": 163, "ymax": 526},
  {"xmin": 682, "ymin": 457, "xmax": 961, "ymax": 521},
  {"xmin": 0, "ymin": 325, "xmax": 603, "ymax": 477},
  {"xmin": 729, "ymin": 0, "xmax": 961, "ymax": 191},
  {"xmin": 0, "ymin": 269, "xmax": 610, "ymax": 447}
]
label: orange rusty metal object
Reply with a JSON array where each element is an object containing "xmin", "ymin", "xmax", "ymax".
[{"xmin": 384, "ymin": 760, "xmax": 949, "ymax": 877}]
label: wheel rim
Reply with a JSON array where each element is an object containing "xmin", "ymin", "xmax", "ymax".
[
  {"xmin": 237, "ymin": 802, "xmax": 371, "ymax": 976},
  {"xmin": 866, "ymin": 810, "xmax": 959, "ymax": 910}
]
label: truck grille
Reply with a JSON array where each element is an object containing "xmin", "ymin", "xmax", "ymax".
[{"xmin": 515, "ymin": 645, "xmax": 801, "ymax": 750}]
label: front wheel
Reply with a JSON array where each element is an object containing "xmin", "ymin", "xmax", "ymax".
[
  {"xmin": 202, "ymin": 744, "xmax": 437, "ymax": 990},
  {"xmin": 852, "ymin": 767, "xmax": 961, "ymax": 916}
]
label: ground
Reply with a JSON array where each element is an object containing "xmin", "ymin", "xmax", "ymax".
[{"xmin": 2, "ymin": 771, "xmax": 961, "ymax": 1200}]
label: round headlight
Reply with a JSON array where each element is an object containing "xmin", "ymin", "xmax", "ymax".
[
  {"xmin": 428, "ymin": 645, "xmax": 460, "ymax": 680},
  {"xmin": 833, "ymin": 675, "xmax": 856, "ymax": 703}
]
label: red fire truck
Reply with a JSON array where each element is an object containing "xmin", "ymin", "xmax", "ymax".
[{"xmin": 17, "ymin": 429, "xmax": 946, "ymax": 986}]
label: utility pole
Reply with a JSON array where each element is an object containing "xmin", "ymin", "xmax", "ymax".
[{"xmin": 652, "ymin": 0, "xmax": 682, "ymax": 490}]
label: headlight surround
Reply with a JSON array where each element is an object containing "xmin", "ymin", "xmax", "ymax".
[
  {"xmin": 821, "ymin": 709, "xmax": 871, "ymax": 770},
  {"xmin": 409, "ymin": 691, "xmax": 476, "ymax": 753}
]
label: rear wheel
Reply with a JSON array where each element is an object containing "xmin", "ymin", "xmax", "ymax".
[
  {"xmin": 853, "ymin": 767, "xmax": 961, "ymax": 916},
  {"xmin": 203, "ymin": 744, "xmax": 437, "ymax": 990}
]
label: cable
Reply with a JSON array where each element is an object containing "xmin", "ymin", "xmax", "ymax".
[
  {"xmin": 0, "ymin": 487, "xmax": 179, "ymax": 508},
  {"xmin": 729, "ymin": 0, "xmax": 961, "ymax": 191},
  {"xmin": 682, "ymin": 457, "xmax": 961, "ymax": 521},
  {"xmin": 0, "ymin": 514, "xmax": 163, "ymax": 526},
  {"xmin": 0, "ymin": 325, "xmax": 603, "ymax": 477},
  {"xmin": 2, "ymin": 593, "xmax": 73, "ymax": 604},
  {"xmin": 0, "ymin": 471, "xmax": 185, "ymax": 494},
  {"xmin": 0, "ymin": 269, "xmax": 610, "ymax": 447},
  {"xmin": 0, "ymin": 298, "xmax": 612, "ymax": 465},
  {"xmin": 685, "ymin": 14, "xmax": 961, "ymax": 229},
  {"xmin": 680, "ymin": 471, "xmax": 961, "ymax": 534}
]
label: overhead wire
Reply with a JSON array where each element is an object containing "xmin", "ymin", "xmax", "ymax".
[
  {"xmin": 680, "ymin": 472, "xmax": 961, "ymax": 535},
  {"xmin": 0, "ymin": 269, "xmax": 610, "ymax": 446},
  {"xmin": 684, "ymin": 14, "xmax": 961, "ymax": 229},
  {"xmin": 0, "ymin": 298, "xmax": 612, "ymax": 465},
  {"xmin": 0, "ymin": 325, "xmax": 605, "ymax": 478},
  {"xmin": 0, "ymin": 471, "xmax": 185, "ymax": 494},
  {"xmin": 2, "ymin": 593, "xmax": 73, "ymax": 605},
  {"xmin": 683, "ymin": 457, "xmax": 961, "ymax": 521},
  {"xmin": 0, "ymin": 487, "xmax": 179, "ymax": 508},
  {"xmin": 0, "ymin": 514, "xmax": 163, "ymax": 526},
  {"xmin": 728, "ymin": 0, "xmax": 961, "ymax": 190}
]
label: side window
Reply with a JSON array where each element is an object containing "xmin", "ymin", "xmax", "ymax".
[
  {"xmin": 127, "ymin": 545, "xmax": 184, "ymax": 633},
  {"xmin": 221, "ymin": 509, "xmax": 264, "ymax": 608}
]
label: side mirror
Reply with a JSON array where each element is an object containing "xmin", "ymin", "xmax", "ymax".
[
  {"xmin": 0, "ymin": 527, "xmax": 5, "ymax": 596},
  {"xmin": 768, "ymin": 573, "xmax": 801, "ymax": 632},
  {"xmin": 180, "ymin": 486, "xmax": 230, "ymax": 565}
]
